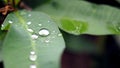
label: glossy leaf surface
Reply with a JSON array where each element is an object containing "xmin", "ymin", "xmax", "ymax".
[{"xmin": 2, "ymin": 10, "xmax": 65, "ymax": 68}]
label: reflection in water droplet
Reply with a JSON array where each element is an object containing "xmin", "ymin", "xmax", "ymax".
[
  {"xmin": 30, "ymin": 64, "xmax": 37, "ymax": 68},
  {"xmin": 27, "ymin": 29, "xmax": 34, "ymax": 33},
  {"xmin": 39, "ymin": 28, "xmax": 50, "ymax": 37},
  {"xmin": 38, "ymin": 24, "xmax": 42, "ymax": 26},
  {"xmin": 27, "ymin": 22, "xmax": 32, "ymax": 25},
  {"xmin": 58, "ymin": 33, "xmax": 62, "ymax": 36},
  {"xmin": 8, "ymin": 20, "xmax": 13, "ymax": 24},
  {"xmin": 31, "ymin": 34, "xmax": 38, "ymax": 40}
]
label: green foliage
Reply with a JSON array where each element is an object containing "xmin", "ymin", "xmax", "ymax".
[
  {"xmin": 34, "ymin": 0, "xmax": 120, "ymax": 35},
  {"xmin": 0, "ymin": 0, "xmax": 120, "ymax": 68},
  {"xmin": 2, "ymin": 10, "xmax": 65, "ymax": 68}
]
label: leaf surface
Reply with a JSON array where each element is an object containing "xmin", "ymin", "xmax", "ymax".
[
  {"xmin": 35, "ymin": 0, "xmax": 120, "ymax": 35},
  {"xmin": 2, "ymin": 10, "xmax": 65, "ymax": 68}
]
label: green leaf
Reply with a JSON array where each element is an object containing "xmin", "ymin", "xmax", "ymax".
[
  {"xmin": 34, "ymin": 0, "xmax": 120, "ymax": 35},
  {"xmin": 0, "ymin": 29, "xmax": 7, "ymax": 62},
  {"xmin": 2, "ymin": 10, "xmax": 65, "ymax": 68}
]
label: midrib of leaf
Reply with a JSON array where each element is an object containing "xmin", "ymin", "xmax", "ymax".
[{"xmin": 14, "ymin": 11, "xmax": 39, "ymax": 67}]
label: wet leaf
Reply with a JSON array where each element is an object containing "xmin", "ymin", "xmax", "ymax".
[{"xmin": 2, "ymin": 10, "xmax": 65, "ymax": 68}]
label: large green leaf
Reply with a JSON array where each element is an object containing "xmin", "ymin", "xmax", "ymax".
[
  {"xmin": 2, "ymin": 10, "xmax": 65, "ymax": 68},
  {"xmin": 34, "ymin": 0, "xmax": 120, "ymax": 35}
]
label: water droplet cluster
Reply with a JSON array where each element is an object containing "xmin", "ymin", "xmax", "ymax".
[
  {"xmin": 29, "ymin": 50, "xmax": 37, "ymax": 68},
  {"xmin": 19, "ymin": 11, "xmax": 63, "ymax": 68}
]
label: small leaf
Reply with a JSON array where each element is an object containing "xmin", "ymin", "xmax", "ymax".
[
  {"xmin": 2, "ymin": 10, "xmax": 65, "ymax": 68},
  {"xmin": 34, "ymin": 0, "xmax": 120, "ymax": 35}
]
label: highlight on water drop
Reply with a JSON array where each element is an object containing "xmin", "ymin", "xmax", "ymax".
[{"xmin": 39, "ymin": 28, "xmax": 50, "ymax": 37}]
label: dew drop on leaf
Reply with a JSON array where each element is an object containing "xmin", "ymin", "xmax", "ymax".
[
  {"xmin": 31, "ymin": 34, "xmax": 38, "ymax": 40},
  {"xmin": 27, "ymin": 29, "xmax": 34, "ymax": 33},
  {"xmin": 27, "ymin": 22, "xmax": 32, "ymax": 25},
  {"xmin": 58, "ymin": 33, "xmax": 62, "ymax": 36},
  {"xmin": 48, "ymin": 20, "xmax": 50, "ymax": 22},
  {"xmin": 39, "ymin": 28, "xmax": 50, "ymax": 37},
  {"xmin": 52, "ymin": 31, "xmax": 56, "ymax": 33},
  {"xmin": 28, "ymin": 14, "xmax": 32, "ymax": 17},
  {"xmin": 30, "ymin": 51, "xmax": 35, "ymax": 55},
  {"xmin": 38, "ymin": 24, "xmax": 42, "ymax": 26},
  {"xmin": 29, "ymin": 52, "xmax": 37, "ymax": 61},
  {"xmin": 30, "ymin": 64, "xmax": 37, "ymax": 68},
  {"xmin": 8, "ymin": 20, "xmax": 13, "ymax": 24},
  {"xmin": 45, "ymin": 39, "xmax": 50, "ymax": 43}
]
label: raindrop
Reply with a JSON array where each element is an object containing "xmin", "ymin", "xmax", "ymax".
[
  {"xmin": 30, "ymin": 51, "xmax": 35, "ymax": 55},
  {"xmin": 29, "ymin": 52, "xmax": 37, "ymax": 61},
  {"xmin": 38, "ymin": 24, "xmax": 42, "ymax": 26},
  {"xmin": 27, "ymin": 29, "xmax": 34, "ymax": 33},
  {"xmin": 30, "ymin": 64, "xmax": 37, "ymax": 68},
  {"xmin": 1, "ymin": 24, "xmax": 4, "ymax": 27},
  {"xmin": 27, "ymin": 22, "xmax": 32, "ymax": 25},
  {"xmin": 48, "ymin": 20, "xmax": 50, "ymax": 22},
  {"xmin": 39, "ymin": 28, "xmax": 50, "ymax": 37},
  {"xmin": 58, "ymin": 33, "xmax": 62, "ymax": 36},
  {"xmin": 31, "ymin": 34, "xmax": 38, "ymax": 40},
  {"xmin": 45, "ymin": 39, "xmax": 50, "ymax": 43},
  {"xmin": 52, "ymin": 31, "xmax": 56, "ymax": 33},
  {"xmin": 8, "ymin": 20, "xmax": 13, "ymax": 24},
  {"xmin": 28, "ymin": 14, "xmax": 31, "ymax": 17}
]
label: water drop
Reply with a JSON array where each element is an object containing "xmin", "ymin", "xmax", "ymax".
[
  {"xmin": 58, "ymin": 33, "xmax": 62, "ymax": 36},
  {"xmin": 1, "ymin": 24, "xmax": 4, "ymax": 27},
  {"xmin": 38, "ymin": 24, "xmax": 42, "ymax": 26},
  {"xmin": 27, "ymin": 22, "xmax": 32, "ymax": 25},
  {"xmin": 28, "ymin": 14, "xmax": 31, "ymax": 17},
  {"xmin": 39, "ymin": 28, "xmax": 50, "ymax": 37},
  {"xmin": 52, "ymin": 31, "xmax": 56, "ymax": 33},
  {"xmin": 45, "ymin": 39, "xmax": 50, "ymax": 43},
  {"xmin": 48, "ymin": 21, "xmax": 50, "ymax": 22},
  {"xmin": 30, "ymin": 64, "xmax": 37, "ymax": 68},
  {"xmin": 8, "ymin": 20, "xmax": 13, "ymax": 24},
  {"xmin": 27, "ymin": 29, "xmax": 34, "ymax": 33},
  {"xmin": 29, "ymin": 52, "xmax": 37, "ymax": 61},
  {"xmin": 30, "ymin": 51, "xmax": 35, "ymax": 55},
  {"xmin": 31, "ymin": 34, "xmax": 38, "ymax": 40}
]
